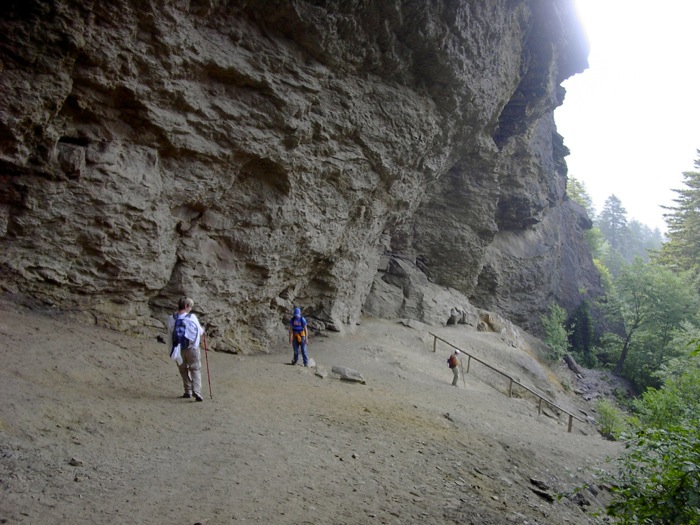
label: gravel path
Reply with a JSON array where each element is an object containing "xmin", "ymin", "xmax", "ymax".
[{"xmin": 0, "ymin": 300, "xmax": 621, "ymax": 524}]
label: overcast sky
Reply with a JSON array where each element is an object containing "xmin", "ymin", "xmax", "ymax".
[{"xmin": 554, "ymin": 0, "xmax": 700, "ymax": 232}]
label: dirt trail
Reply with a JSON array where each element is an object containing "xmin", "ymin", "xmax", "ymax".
[{"xmin": 0, "ymin": 299, "xmax": 621, "ymax": 524}]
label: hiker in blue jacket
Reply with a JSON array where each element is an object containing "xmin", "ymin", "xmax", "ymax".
[
  {"xmin": 166, "ymin": 296, "xmax": 204, "ymax": 401},
  {"xmin": 288, "ymin": 307, "xmax": 309, "ymax": 366}
]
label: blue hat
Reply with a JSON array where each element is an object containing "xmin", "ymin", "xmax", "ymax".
[{"xmin": 293, "ymin": 307, "xmax": 301, "ymax": 317}]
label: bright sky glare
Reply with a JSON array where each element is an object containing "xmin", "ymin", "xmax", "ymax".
[{"xmin": 554, "ymin": 0, "xmax": 700, "ymax": 232}]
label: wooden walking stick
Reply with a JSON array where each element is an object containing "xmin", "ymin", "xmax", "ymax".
[
  {"xmin": 460, "ymin": 359, "xmax": 467, "ymax": 389},
  {"xmin": 203, "ymin": 332, "xmax": 213, "ymax": 399}
]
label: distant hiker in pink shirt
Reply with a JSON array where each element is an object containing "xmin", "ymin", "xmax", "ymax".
[{"xmin": 447, "ymin": 350, "xmax": 461, "ymax": 387}]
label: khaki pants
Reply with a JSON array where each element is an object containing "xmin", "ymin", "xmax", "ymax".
[
  {"xmin": 178, "ymin": 346, "xmax": 202, "ymax": 397},
  {"xmin": 451, "ymin": 366, "xmax": 460, "ymax": 387}
]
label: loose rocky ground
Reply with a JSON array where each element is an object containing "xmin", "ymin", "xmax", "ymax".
[{"xmin": 0, "ymin": 298, "xmax": 622, "ymax": 524}]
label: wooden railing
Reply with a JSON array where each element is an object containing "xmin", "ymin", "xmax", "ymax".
[{"xmin": 430, "ymin": 333, "xmax": 585, "ymax": 433}]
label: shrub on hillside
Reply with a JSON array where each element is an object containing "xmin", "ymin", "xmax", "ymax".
[
  {"xmin": 595, "ymin": 398, "xmax": 628, "ymax": 440},
  {"xmin": 541, "ymin": 304, "xmax": 571, "ymax": 362},
  {"xmin": 606, "ymin": 424, "xmax": 700, "ymax": 524}
]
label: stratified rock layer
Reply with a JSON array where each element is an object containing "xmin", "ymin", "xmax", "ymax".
[{"xmin": 0, "ymin": 1, "xmax": 596, "ymax": 351}]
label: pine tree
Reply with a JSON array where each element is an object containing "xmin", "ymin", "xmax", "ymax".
[
  {"xmin": 659, "ymin": 150, "xmax": 700, "ymax": 274},
  {"xmin": 626, "ymin": 220, "xmax": 663, "ymax": 263},
  {"xmin": 598, "ymin": 194, "xmax": 628, "ymax": 252},
  {"xmin": 595, "ymin": 195, "xmax": 631, "ymax": 277}
]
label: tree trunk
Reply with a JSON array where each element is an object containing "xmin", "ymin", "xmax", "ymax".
[
  {"xmin": 614, "ymin": 332, "xmax": 634, "ymax": 375},
  {"xmin": 564, "ymin": 354, "xmax": 584, "ymax": 376}
]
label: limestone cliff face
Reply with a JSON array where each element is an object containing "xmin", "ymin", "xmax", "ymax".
[{"xmin": 0, "ymin": 0, "xmax": 596, "ymax": 350}]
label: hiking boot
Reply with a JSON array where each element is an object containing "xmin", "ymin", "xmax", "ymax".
[
  {"xmin": 181, "ymin": 393, "xmax": 191, "ymax": 398},
  {"xmin": 194, "ymin": 394, "xmax": 203, "ymax": 402}
]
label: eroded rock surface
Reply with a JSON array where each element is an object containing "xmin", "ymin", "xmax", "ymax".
[{"xmin": 0, "ymin": 0, "xmax": 596, "ymax": 351}]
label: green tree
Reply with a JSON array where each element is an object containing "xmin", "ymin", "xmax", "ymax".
[
  {"xmin": 659, "ymin": 150, "xmax": 700, "ymax": 275},
  {"xmin": 604, "ymin": 260, "xmax": 697, "ymax": 388},
  {"xmin": 595, "ymin": 398, "xmax": 628, "ymax": 439},
  {"xmin": 566, "ymin": 177, "xmax": 606, "ymax": 257},
  {"xmin": 593, "ymin": 258, "xmax": 613, "ymax": 293},
  {"xmin": 636, "ymin": 270, "xmax": 696, "ymax": 388},
  {"xmin": 568, "ymin": 300, "xmax": 594, "ymax": 366},
  {"xmin": 606, "ymin": 341, "xmax": 700, "ymax": 523},
  {"xmin": 599, "ymin": 243, "xmax": 626, "ymax": 279},
  {"xmin": 606, "ymin": 259, "xmax": 653, "ymax": 375},
  {"xmin": 606, "ymin": 424, "xmax": 700, "ymax": 524},
  {"xmin": 541, "ymin": 304, "xmax": 571, "ymax": 361},
  {"xmin": 625, "ymin": 219, "xmax": 663, "ymax": 263},
  {"xmin": 591, "ymin": 332, "xmax": 624, "ymax": 369},
  {"xmin": 634, "ymin": 367, "xmax": 700, "ymax": 429},
  {"xmin": 598, "ymin": 194, "xmax": 629, "ymax": 253},
  {"xmin": 566, "ymin": 176, "xmax": 596, "ymax": 218},
  {"xmin": 642, "ymin": 270, "xmax": 697, "ymax": 367},
  {"xmin": 583, "ymin": 226, "xmax": 607, "ymax": 260}
]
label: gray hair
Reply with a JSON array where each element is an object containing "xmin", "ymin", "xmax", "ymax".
[{"xmin": 178, "ymin": 296, "xmax": 194, "ymax": 310}]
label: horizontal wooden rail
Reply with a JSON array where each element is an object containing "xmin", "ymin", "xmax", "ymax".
[{"xmin": 430, "ymin": 333, "xmax": 584, "ymax": 433}]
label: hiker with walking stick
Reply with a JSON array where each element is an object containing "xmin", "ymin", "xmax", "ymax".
[
  {"xmin": 202, "ymin": 332, "xmax": 213, "ymax": 399},
  {"xmin": 166, "ymin": 296, "xmax": 205, "ymax": 402},
  {"xmin": 447, "ymin": 350, "xmax": 461, "ymax": 387}
]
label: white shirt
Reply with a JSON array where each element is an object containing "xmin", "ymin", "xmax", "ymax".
[{"xmin": 166, "ymin": 312, "xmax": 203, "ymax": 350}]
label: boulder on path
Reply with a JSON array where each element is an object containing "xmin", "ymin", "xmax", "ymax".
[{"xmin": 331, "ymin": 366, "xmax": 366, "ymax": 384}]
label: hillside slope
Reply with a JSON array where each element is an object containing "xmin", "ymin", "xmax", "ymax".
[{"xmin": 0, "ymin": 298, "xmax": 620, "ymax": 524}]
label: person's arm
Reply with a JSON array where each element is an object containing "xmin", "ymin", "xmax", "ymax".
[
  {"xmin": 196, "ymin": 315, "xmax": 204, "ymax": 348},
  {"xmin": 186, "ymin": 314, "xmax": 203, "ymax": 349}
]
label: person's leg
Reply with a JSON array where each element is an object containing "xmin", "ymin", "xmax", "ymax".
[
  {"xmin": 292, "ymin": 339, "xmax": 300, "ymax": 364},
  {"xmin": 187, "ymin": 347, "xmax": 202, "ymax": 400},
  {"xmin": 301, "ymin": 340, "xmax": 309, "ymax": 366},
  {"xmin": 452, "ymin": 366, "xmax": 459, "ymax": 387},
  {"xmin": 178, "ymin": 358, "xmax": 192, "ymax": 396}
]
